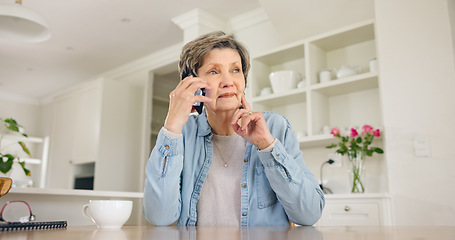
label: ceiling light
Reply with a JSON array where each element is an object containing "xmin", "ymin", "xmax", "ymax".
[{"xmin": 0, "ymin": 0, "xmax": 51, "ymax": 43}]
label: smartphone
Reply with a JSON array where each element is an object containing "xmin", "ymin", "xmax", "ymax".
[
  {"xmin": 183, "ymin": 71, "xmax": 205, "ymax": 115},
  {"xmin": 193, "ymin": 88, "xmax": 206, "ymax": 114}
]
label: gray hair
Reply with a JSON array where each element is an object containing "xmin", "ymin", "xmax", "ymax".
[{"xmin": 178, "ymin": 31, "xmax": 250, "ymax": 85}]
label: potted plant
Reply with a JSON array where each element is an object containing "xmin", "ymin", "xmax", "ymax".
[{"xmin": 0, "ymin": 118, "xmax": 31, "ymax": 177}]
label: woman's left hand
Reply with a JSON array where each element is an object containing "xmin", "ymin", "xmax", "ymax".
[{"xmin": 231, "ymin": 95, "xmax": 275, "ymax": 150}]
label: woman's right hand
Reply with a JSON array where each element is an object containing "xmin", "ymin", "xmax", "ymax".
[{"xmin": 163, "ymin": 76, "xmax": 212, "ymax": 134}]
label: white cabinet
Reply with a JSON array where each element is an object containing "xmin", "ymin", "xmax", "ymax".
[
  {"xmin": 48, "ymin": 94, "xmax": 73, "ymax": 189},
  {"xmin": 51, "ymin": 83, "xmax": 102, "ymax": 167},
  {"xmin": 47, "ymin": 78, "xmax": 144, "ymax": 192},
  {"xmin": 317, "ymin": 194, "xmax": 392, "ymax": 226},
  {"xmin": 248, "ymin": 19, "xmax": 381, "ymax": 148},
  {"xmin": 71, "ymin": 85, "xmax": 101, "ymax": 165}
]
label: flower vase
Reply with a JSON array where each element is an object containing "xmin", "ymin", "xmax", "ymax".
[{"xmin": 347, "ymin": 150, "xmax": 366, "ymax": 193}]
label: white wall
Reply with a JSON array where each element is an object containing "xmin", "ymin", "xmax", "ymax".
[
  {"xmin": 375, "ymin": 0, "xmax": 455, "ymax": 225},
  {"xmin": 0, "ymin": 98, "xmax": 42, "ymax": 137},
  {"xmin": 449, "ymin": 0, "xmax": 455, "ymax": 61}
]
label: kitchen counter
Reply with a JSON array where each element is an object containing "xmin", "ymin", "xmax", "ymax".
[
  {"xmin": 2, "ymin": 190, "xmax": 394, "ymax": 227},
  {"xmin": 1, "ymin": 225, "xmax": 454, "ymax": 240},
  {"xmin": 2, "ymin": 188, "xmax": 146, "ymax": 226},
  {"xmin": 8, "ymin": 187, "xmax": 143, "ymax": 198}
]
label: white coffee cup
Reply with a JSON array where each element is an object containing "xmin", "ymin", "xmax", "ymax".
[
  {"xmin": 319, "ymin": 70, "xmax": 332, "ymax": 83},
  {"xmin": 82, "ymin": 200, "xmax": 132, "ymax": 229}
]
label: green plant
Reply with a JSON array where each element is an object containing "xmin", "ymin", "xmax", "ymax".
[
  {"xmin": 0, "ymin": 118, "xmax": 31, "ymax": 176},
  {"xmin": 326, "ymin": 125, "xmax": 384, "ymax": 156}
]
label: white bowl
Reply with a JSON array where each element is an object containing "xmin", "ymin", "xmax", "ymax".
[{"xmin": 269, "ymin": 70, "xmax": 300, "ymax": 93}]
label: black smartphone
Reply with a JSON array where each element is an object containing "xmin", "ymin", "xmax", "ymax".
[
  {"xmin": 183, "ymin": 71, "xmax": 205, "ymax": 115},
  {"xmin": 193, "ymin": 88, "xmax": 205, "ymax": 114}
]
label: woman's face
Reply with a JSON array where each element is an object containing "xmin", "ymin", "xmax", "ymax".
[{"xmin": 197, "ymin": 48, "xmax": 245, "ymax": 114}]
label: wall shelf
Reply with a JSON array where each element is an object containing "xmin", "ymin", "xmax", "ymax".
[
  {"xmin": 248, "ymin": 20, "xmax": 386, "ymax": 194},
  {"xmin": 310, "ymin": 72, "xmax": 378, "ymax": 97},
  {"xmin": 1, "ymin": 135, "xmax": 49, "ymax": 188},
  {"xmin": 250, "ymin": 88, "xmax": 307, "ymax": 107},
  {"xmin": 300, "ymin": 134, "xmax": 336, "ymax": 148}
]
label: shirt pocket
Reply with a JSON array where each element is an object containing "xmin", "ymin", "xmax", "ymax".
[{"xmin": 255, "ymin": 164, "xmax": 278, "ymax": 209}]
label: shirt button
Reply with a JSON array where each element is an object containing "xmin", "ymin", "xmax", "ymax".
[
  {"xmin": 165, "ymin": 145, "xmax": 170, "ymax": 150},
  {"xmin": 242, "ymin": 184, "xmax": 247, "ymax": 188},
  {"xmin": 244, "ymin": 158, "xmax": 248, "ymax": 163},
  {"xmin": 242, "ymin": 212, "xmax": 247, "ymax": 216},
  {"xmin": 275, "ymin": 154, "xmax": 280, "ymax": 158}
]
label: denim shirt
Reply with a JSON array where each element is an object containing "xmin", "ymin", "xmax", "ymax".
[{"xmin": 143, "ymin": 111, "xmax": 325, "ymax": 226}]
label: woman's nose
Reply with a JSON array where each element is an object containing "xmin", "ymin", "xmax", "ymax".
[{"xmin": 219, "ymin": 73, "xmax": 234, "ymax": 88}]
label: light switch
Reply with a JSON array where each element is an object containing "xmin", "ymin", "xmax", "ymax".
[{"xmin": 414, "ymin": 135, "xmax": 430, "ymax": 157}]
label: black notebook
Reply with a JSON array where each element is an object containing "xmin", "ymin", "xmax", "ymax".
[{"xmin": 0, "ymin": 221, "xmax": 67, "ymax": 231}]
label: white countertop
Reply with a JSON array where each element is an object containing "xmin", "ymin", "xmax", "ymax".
[
  {"xmin": 9, "ymin": 187, "xmax": 389, "ymax": 200},
  {"xmin": 1, "ymin": 226, "xmax": 454, "ymax": 240},
  {"xmin": 324, "ymin": 192, "xmax": 391, "ymax": 199},
  {"xmin": 9, "ymin": 187, "xmax": 143, "ymax": 198}
]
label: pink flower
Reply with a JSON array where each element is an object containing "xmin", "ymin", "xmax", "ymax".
[
  {"xmin": 331, "ymin": 127, "xmax": 340, "ymax": 137},
  {"xmin": 373, "ymin": 129, "xmax": 381, "ymax": 137},
  {"xmin": 350, "ymin": 128, "xmax": 358, "ymax": 138},
  {"xmin": 362, "ymin": 125, "xmax": 373, "ymax": 134}
]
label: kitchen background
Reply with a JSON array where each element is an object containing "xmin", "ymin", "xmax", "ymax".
[{"xmin": 0, "ymin": 0, "xmax": 454, "ymax": 226}]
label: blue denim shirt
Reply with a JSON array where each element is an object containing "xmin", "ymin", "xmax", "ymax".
[{"xmin": 143, "ymin": 111, "xmax": 324, "ymax": 226}]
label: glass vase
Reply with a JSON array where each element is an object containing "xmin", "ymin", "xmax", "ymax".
[{"xmin": 347, "ymin": 150, "xmax": 366, "ymax": 193}]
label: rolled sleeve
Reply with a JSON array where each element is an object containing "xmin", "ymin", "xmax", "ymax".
[{"xmin": 143, "ymin": 128, "xmax": 184, "ymax": 225}]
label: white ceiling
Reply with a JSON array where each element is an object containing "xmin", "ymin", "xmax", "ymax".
[{"xmin": 0, "ymin": 0, "xmax": 374, "ymax": 102}]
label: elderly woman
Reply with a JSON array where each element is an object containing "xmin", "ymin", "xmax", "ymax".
[{"xmin": 143, "ymin": 31, "xmax": 324, "ymax": 226}]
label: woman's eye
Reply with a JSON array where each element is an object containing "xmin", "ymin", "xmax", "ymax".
[
  {"xmin": 208, "ymin": 70, "xmax": 217, "ymax": 75},
  {"xmin": 233, "ymin": 68, "xmax": 241, "ymax": 73}
]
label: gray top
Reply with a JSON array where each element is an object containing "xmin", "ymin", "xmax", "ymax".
[{"xmin": 196, "ymin": 134, "xmax": 246, "ymax": 226}]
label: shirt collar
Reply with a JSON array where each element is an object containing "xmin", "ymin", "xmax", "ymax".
[{"xmin": 196, "ymin": 110, "xmax": 212, "ymax": 137}]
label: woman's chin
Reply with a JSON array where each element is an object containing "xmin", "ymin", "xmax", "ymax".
[{"xmin": 208, "ymin": 102, "xmax": 240, "ymax": 113}]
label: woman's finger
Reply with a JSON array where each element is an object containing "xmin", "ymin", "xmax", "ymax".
[
  {"xmin": 193, "ymin": 95, "xmax": 212, "ymax": 104},
  {"xmin": 240, "ymin": 94, "xmax": 251, "ymax": 111},
  {"xmin": 240, "ymin": 111, "xmax": 260, "ymax": 135},
  {"xmin": 177, "ymin": 76, "xmax": 211, "ymax": 95},
  {"xmin": 231, "ymin": 110, "xmax": 255, "ymax": 135},
  {"xmin": 231, "ymin": 108, "xmax": 250, "ymax": 128}
]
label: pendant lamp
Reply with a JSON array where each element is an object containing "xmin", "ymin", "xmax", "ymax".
[{"xmin": 0, "ymin": 0, "xmax": 51, "ymax": 42}]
